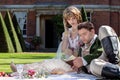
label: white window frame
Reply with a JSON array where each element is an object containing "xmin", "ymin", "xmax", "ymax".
[{"xmin": 14, "ymin": 12, "xmax": 27, "ymax": 38}]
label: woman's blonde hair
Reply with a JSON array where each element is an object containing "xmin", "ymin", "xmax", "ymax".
[{"xmin": 63, "ymin": 6, "xmax": 82, "ymax": 30}]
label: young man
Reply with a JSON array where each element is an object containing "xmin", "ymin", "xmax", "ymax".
[
  {"xmin": 72, "ymin": 22, "xmax": 102, "ymax": 73},
  {"xmin": 73, "ymin": 21, "xmax": 120, "ymax": 79}
]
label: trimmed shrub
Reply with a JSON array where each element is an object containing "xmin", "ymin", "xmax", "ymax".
[
  {"xmin": 4, "ymin": 11, "xmax": 22, "ymax": 52},
  {"xmin": 0, "ymin": 12, "xmax": 15, "ymax": 52},
  {"xmin": 81, "ymin": 5, "xmax": 88, "ymax": 22},
  {"xmin": 12, "ymin": 15, "xmax": 26, "ymax": 51}
]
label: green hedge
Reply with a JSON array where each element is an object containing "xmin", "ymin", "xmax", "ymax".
[
  {"xmin": 0, "ymin": 12, "xmax": 15, "ymax": 52},
  {"xmin": 4, "ymin": 11, "xmax": 22, "ymax": 52},
  {"xmin": 12, "ymin": 15, "xmax": 26, "ymax": 51},
  {"xmin": 81, "ymin": 5, "xmax": 88, "ymax": 22}
]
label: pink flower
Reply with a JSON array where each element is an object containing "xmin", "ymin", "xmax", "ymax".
[{"xmin": 28, "ymin": 70, "xmax": 35, "ymax": 76}]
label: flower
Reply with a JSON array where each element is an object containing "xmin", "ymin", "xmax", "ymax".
[
  {"xmin": 23, "ymin": 69, "xmax": 49, "ymax": 79},
  {"xmin": 28, "ymin": 70, "xmax": 36, "ymax": 77},
  {"xmin": 0, "ymin": 72, "xmax": 10, "ymax": 77},
  {"xmin": 23, "ymin": 69, "xmax": 36, "ymax": 79}
]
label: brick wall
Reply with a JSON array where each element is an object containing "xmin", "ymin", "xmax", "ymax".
[
  {"xmin": 110, "ymin": 0, "xmax": 120, "ymax": 6},
  {"xmin": 26, "ymin": 11, "xmax": 36, "ymax": 42},
  {"xmin": 0, "ymin": 0, "xmax": 67, "ymax": 5},
  {"xmin": 91, "ymin": 11, "xmax": 110, "ymax": 34},
  {"xmin": 0, "ymin": 0, "xmax": 119, "ymax": 37},
  {"xmin": 110, "ymin": 12, "xmax": 119, "ymax": 35},
  {"xmin": 67, "ymin": 0, "xmax": 109, "ymax": 5},
  {"xmin": 0, "ymin": 0, "xmax": 120, "ymax": 5}
]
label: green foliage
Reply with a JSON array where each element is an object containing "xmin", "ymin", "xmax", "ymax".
[
  {"xmin": 12, "ymin": 15, "xmax": 26, "ymax": 51},
  {"xmin": 52, "ymin": 15, "xmax": 64, "ymax": 39},
  {"xmin": 0, "ymin": 12, "xmax": 15, "ymax": 52},
  {"xmin": 81, "ymin": 5, "xmax": 88, "ymax": 22},
  {"xmin": 4, "ymin": 11, "xmax": 22, "ymax": 52},
  {"xmin": 31, "ymin": 36, "xmax": 42, "ymax": 46}
]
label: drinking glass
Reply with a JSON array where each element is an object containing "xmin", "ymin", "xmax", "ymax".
[{"xmin": 16, "ymin": 64, "xmax": 23, "ymax": 79}]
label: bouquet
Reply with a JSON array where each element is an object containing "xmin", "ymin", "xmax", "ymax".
[
  {"xmin": 23, "ymin": 69, "xmax": 49, "ymax": 79},
  {"xmin": 0, "ymin": 72, "xmax": 11, "ymax": 77},
  {"xmin": 23, "ymin": 70, "xmax": 36, "ymax": 78}
]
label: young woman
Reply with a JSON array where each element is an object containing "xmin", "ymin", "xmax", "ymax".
[
  {"xmin": 57, "ymin": 6, "xmax": 83, "ymax": 60},
  {"xmin": 11, "ymin": 6, "xmax": 83, "ymax": 75}
]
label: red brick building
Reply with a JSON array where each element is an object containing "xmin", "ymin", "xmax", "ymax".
[{"xmin": 0, "ymin": 0, "xmax": 120, "ymax": 49}]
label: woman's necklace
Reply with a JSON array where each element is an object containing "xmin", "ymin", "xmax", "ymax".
[
  {"xmin": 71, "ymin": 28, "xmax": 77, "ymax": 33},
  {"xmin": 71, "ymin": 29, "xmax": 78, "ymax": 39}
]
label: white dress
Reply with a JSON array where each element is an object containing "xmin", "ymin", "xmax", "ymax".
[
  {"xmin": 56, "ymin": 28, "xmax": 81, "ymax": 59},
  {"xmin": 17, "ymin": 29, "xmax": 80, "ymax": 75},
  {"xmin": 63, "ymin": 28, "xmax": 80, "ymax": 50},
  {"xmin": 23, "ymin": 59, "xmax": 73, "ymax": 74}
]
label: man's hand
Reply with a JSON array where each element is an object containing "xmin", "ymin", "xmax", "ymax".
[
  {"xmin": 72, "ymin": 66, "xmax": 78, "ymax": 72},
  {"xmin": 73, "ymin": 57, "xmax": 83, "ymax": 68}
]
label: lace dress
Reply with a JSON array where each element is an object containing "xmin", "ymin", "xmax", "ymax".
[
  {"xmin": 56, "ymin": 28, "xmax": 81, "ymax": 60},
  {"xmin": 64, "ymin": 28, "xmax": 80, "ymax": 50},
  {"xmin": 14, "ymin": 29, "xmax": 80, "ymax": 75},
  {"xmin": 23, "ymin": 59, "xmax": 73, "ymax": 74}
]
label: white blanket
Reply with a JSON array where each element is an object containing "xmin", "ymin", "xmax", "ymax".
[
  {"xmin": 47, "ymin": 72, "xmax": 99, "ymax": 80},
  {"xmin": 0, "ymin": 72, "xmax": 100, "ymax": 80}
]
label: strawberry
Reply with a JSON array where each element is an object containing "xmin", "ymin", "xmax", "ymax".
[{"xmin": 1, "ymin": 72, "xmax": 5, "ymax": 76}]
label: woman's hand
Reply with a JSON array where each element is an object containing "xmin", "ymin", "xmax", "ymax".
[
  {"xmin": 63, "ymin": 19, "xmax": 70, "ymax": 39},
  {"xmin": 63, "ymin": 31, "xmax": 69, "ymax": 39},
  {"xmin": 73, "ymin": 49, "xmax": 79, "ymax": 57},
  {"xmin": 63, "ymin": 19, "xmax": 68, "ymax": 32},
  {"xmin": 64, "ymin": 48, "xmax": 73, "ymax": 56}
]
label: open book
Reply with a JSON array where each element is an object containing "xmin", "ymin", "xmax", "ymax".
[
  {"xmin": 64, "ymin": 55, "xmax": 76, "ymax": 67},
  {"xmin": 63, "ymin": 55, "xmax": 76, "ymax": 61}
]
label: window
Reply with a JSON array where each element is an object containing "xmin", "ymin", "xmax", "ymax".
[
  {"xmin": 23, "ymin": 21, "xmax": 26, "ymax": 35},
  {"xmin": 14, "ymin": 12, "xmax": 27, "ymax": 37},
  {"xmin": 86, "ymin": 12, "xmax": 91, "ymax": 21}
]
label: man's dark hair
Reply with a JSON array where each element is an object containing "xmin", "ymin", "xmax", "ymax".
[{"xmin": 77, "ymin": 21, "xmax": 94, "ymax": 31}]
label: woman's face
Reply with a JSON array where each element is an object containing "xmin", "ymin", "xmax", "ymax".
[
  {"xmin": 78, "ymin": 28, "xmax": 95, "ymax": 44},
  {"xmin": 67, "ymin": 16, "xmax": 78, "ymax": 28}
]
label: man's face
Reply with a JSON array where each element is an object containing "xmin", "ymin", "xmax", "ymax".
[{"xmin": 78, "ymin": 28, "xmax": 95, "ymax": 44}]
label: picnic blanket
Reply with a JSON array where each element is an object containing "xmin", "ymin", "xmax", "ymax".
[
  {"xmin": 47, "ymin": 72, "xmax": 100, "ymax": 80},
  {"xmin": 0, "ymin": 72, "xmax": 101, "ymax": 80}
]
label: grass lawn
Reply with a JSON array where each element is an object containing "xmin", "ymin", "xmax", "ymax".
[{"xmin": 0, "ymin": 52, "xmax": 56, "ymax": 73}]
